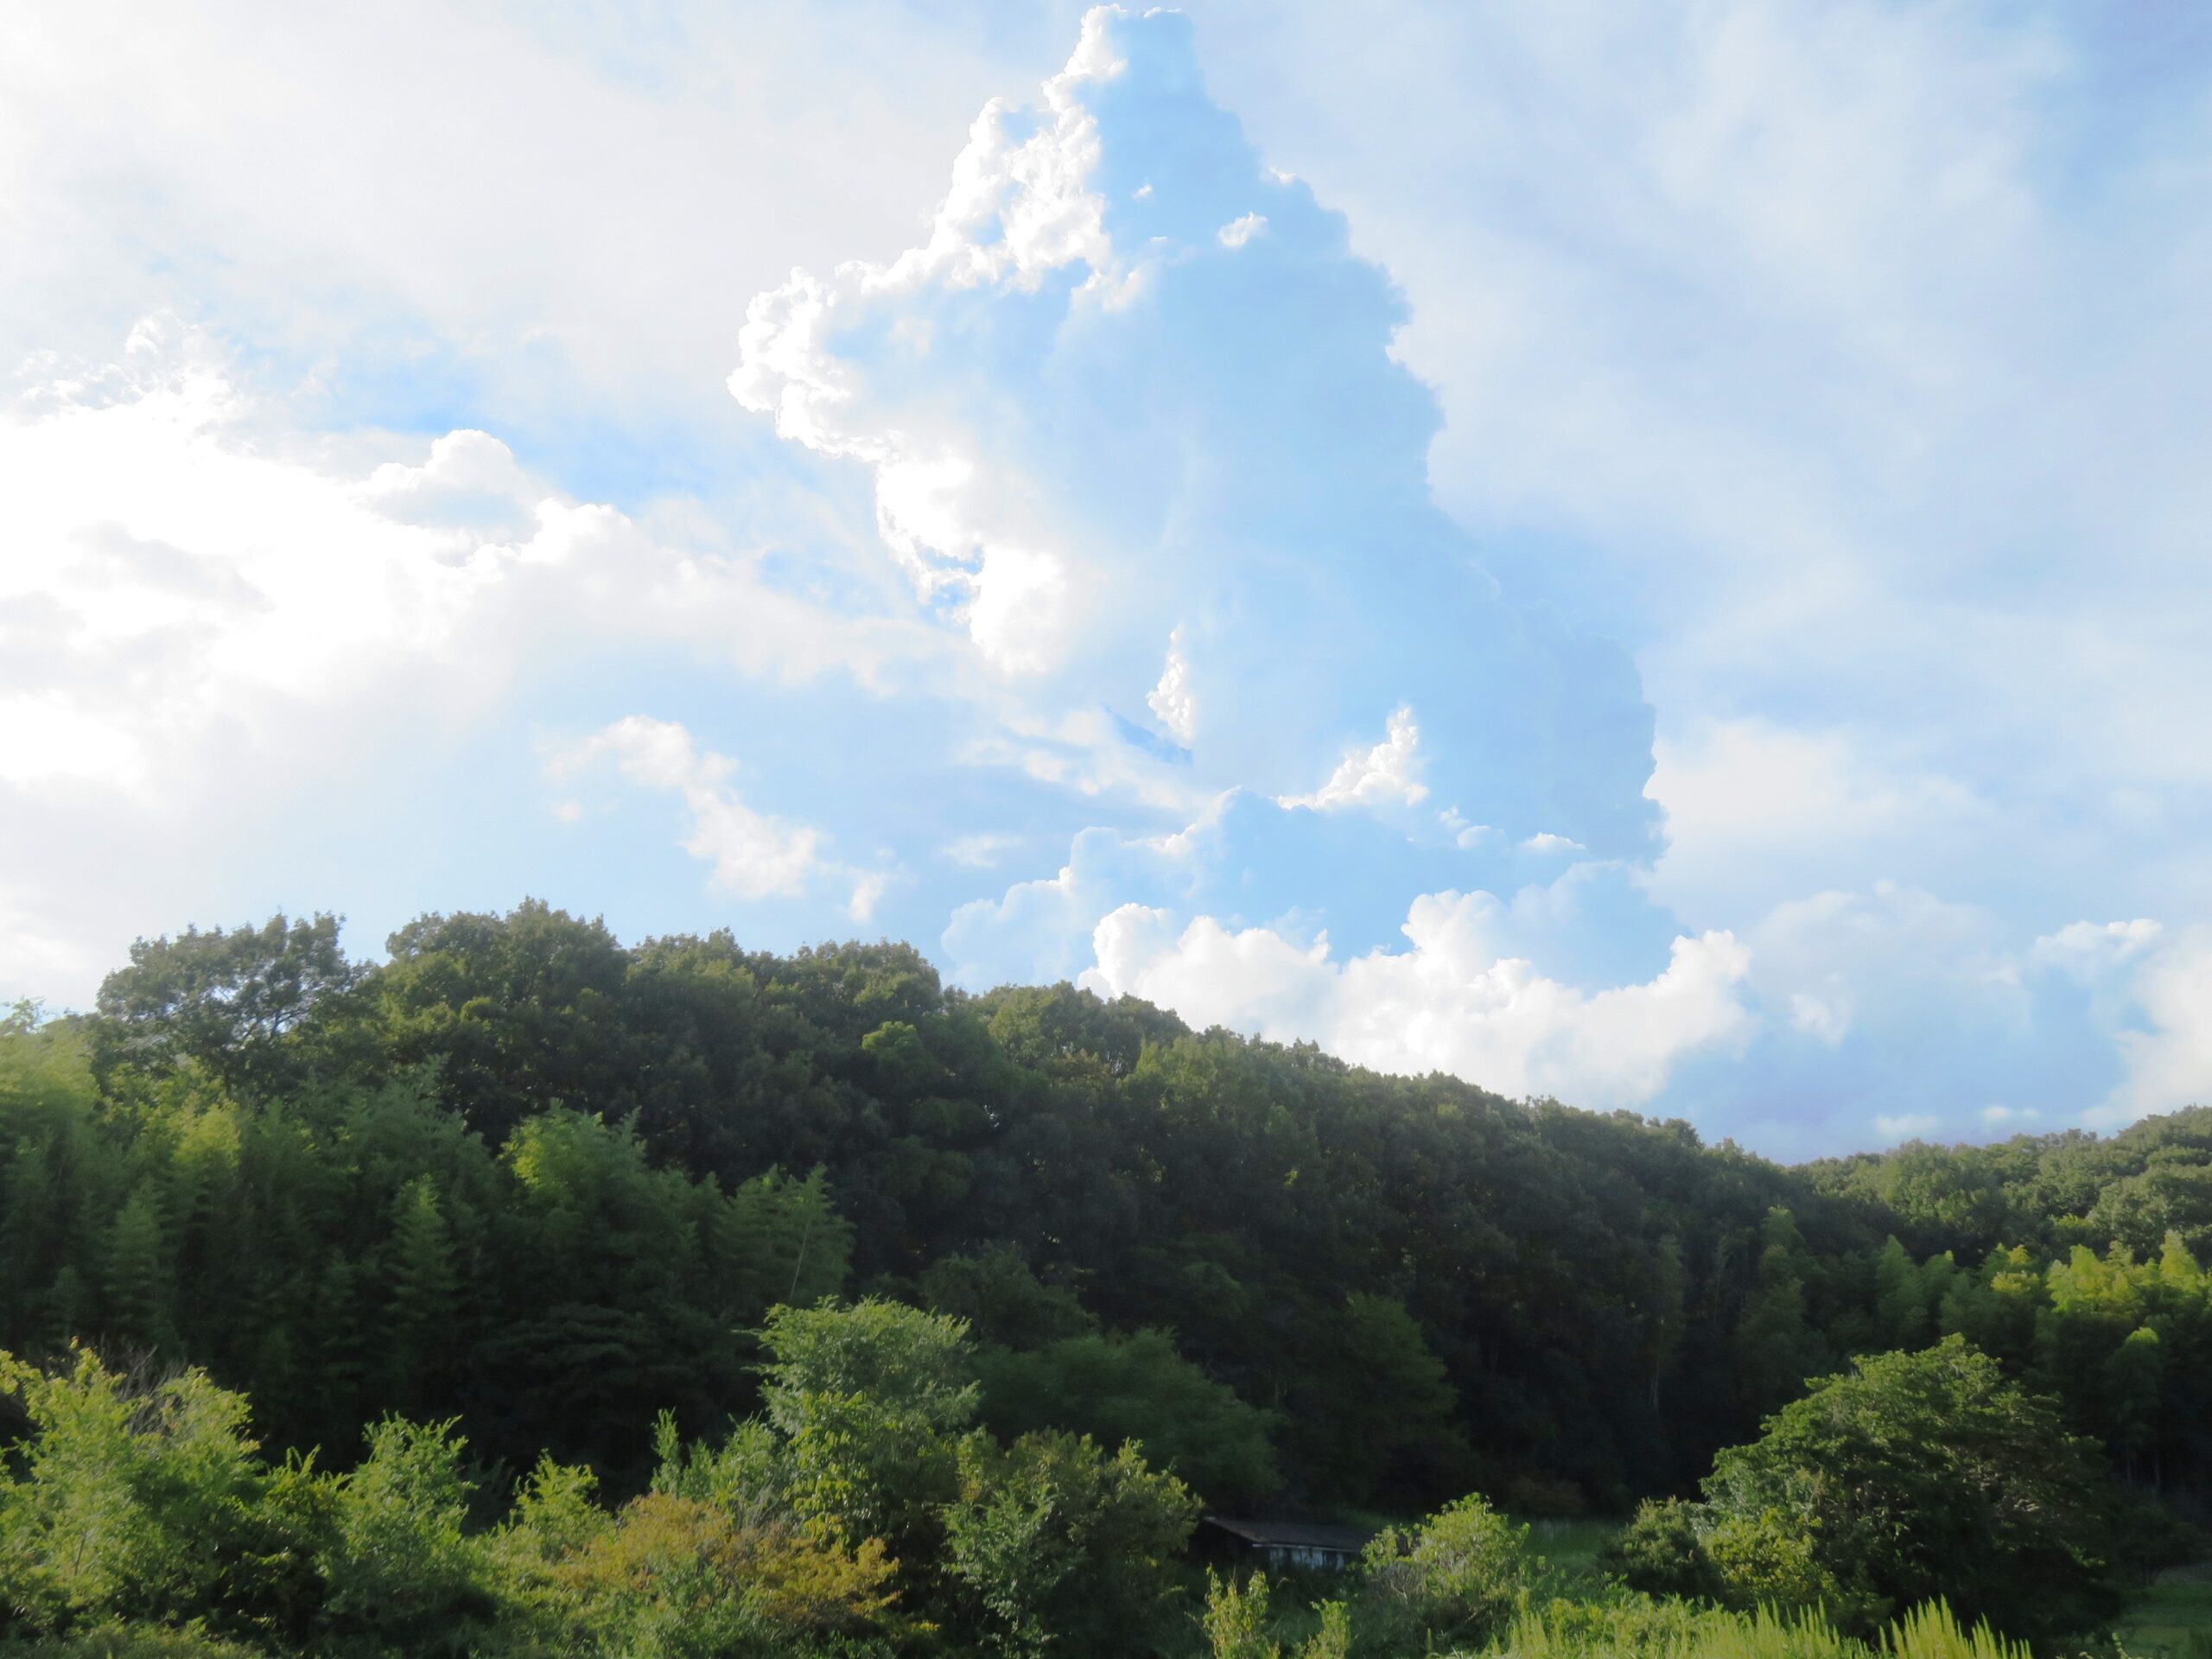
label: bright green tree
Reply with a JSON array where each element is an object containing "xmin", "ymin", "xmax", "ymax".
[
  {"xmin": 757, "ymin": 1298, "xmax": 978, "ymax": 1560},
  {"xmin": 1354, "ymin": 1494, "xmax": 1541, "ymax": 1655},
  {"xmin": 944, "ymin": 1429, "xmax": 1199, "ymax": 1657}
]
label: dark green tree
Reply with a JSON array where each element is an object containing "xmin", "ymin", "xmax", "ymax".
[{"xmin": 1614, "ymin": 1337, "xmax": 2120, "ymax": 1644}]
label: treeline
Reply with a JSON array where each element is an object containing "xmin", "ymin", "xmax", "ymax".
[{"xmin": 3, "ymin": 903, "xmax": 2212, "ymax": 1514}]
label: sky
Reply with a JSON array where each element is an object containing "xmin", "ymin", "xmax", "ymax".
[{"xmin": 3, "ymin": 1, "xmax": 2209, "ymax": 1158}]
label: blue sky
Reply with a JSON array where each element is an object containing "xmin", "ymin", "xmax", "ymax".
[{"xmin": 4, "ymin": 2, "xmax": 2209, "ymax": 1156}]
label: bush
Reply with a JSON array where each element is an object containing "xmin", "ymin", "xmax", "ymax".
[
  {"xmin": 1609, "ymin": 1339, "xmax": 2120, "ymax": 1645},
  {"xmin": 1356, "ymin": 1493, "xmax": 1541, "ymax": 1654},
  {"xmin": 1605, "ymin": 1498, "xmax": 1726, "ymax": 1603},
  {"xmin": 1198, "ymin": 1573, "xmax": 1351, "ymax": 1659},
  {"xmin": 0, "ymin": 1349, "xmax": 330, "ymax": 1649},
  {"xmin": 944, "ymin": 1429, "xmax": 1198, "ymax": 1657}
]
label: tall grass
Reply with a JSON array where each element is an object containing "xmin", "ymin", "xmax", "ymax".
[{"xmin": 1484, "ymin": 1598, "xmax": 2025, "ymax": 1659}]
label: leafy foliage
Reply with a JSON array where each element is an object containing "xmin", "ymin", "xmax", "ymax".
[
  {"xmin": 1612, "ymin": 1339, "xmax": 2120, "ymax": 1644},
  {"xmin": 8, "ymin": 905, "xmax": 2212, "ymax": 1654}
]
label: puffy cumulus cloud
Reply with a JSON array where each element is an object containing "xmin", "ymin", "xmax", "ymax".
[
  {"xmin": 1145, "ymin": 627, "xmax": 1197, "ymax": 747},
  {"xmin": 2031, "ymin": 918, "xmax": 2162, "ymax": 983},
  {"xmin": 1082, "ymin": 890, "xmax": 1751, "ymax": 1109},
  {"xmin": 741, "ymin": 5, "xmax": 1719, "ymax": 1121},
  {"xmin": 548, "ymin": 715, "xmax": 890, "ymax": 920},
  {"xmin": 2096, "ymin": 931, "xmax": 2212, "ymax": 1128},
  {"xmin": 1216, "ymin": 3, "xmax": 2212, "ymax": 985},
  {"xmin": 0, "ymin": 325, "xmax": 945, "ymax": 1003},
  {"xmin": 1646, "ymin": 718, "xmax": 1990, "ymax": 926},
  {"xmin": 0, "ymin": 331, "xmax": 544, "ymax": 800},
  {"xmin": 941, "ymin": 813, "xmax": 1209, "ymax": 988},
  {"xmin": 734, "ymin": 4, "xmax": 1661, "ymax": 861},
  {"xmin": 0, "ymin": 325, "xmax": 936, "ymax": 800},
  {"xmin": 357, "ymin": 429, "xmax": 541, "ymax": 541},
  {"xmin": 1635, "ymin": 880, "xmax": 2189, "ymax": 1156},
  {"xmin": 1874, "ymin": 1114, "xmax": 1942, "ymax": 1145},
  {"xmin": 1277, "ymin": 704, "xmax": 1427, "ymax": 815}
]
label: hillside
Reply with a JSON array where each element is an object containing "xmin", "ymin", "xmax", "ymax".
[{"xmin": 6, "ymin": 902, "xmax": 2210, "ymax": 1516}]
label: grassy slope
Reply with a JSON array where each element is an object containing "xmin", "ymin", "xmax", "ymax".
[{"xmin": 2118, "ymin": 1563, "xmax": 2212, "ymax": 1659}]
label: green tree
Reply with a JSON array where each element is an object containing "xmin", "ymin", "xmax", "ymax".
[
  {"xmin": 0, "ymin": 1348, "xmax": 329, "ymax": 1646},
  {"xmin": 976, "ymin": 1329, "xmax": 1281, "ymax": 1506},
  {"xmin": 100, "ymin": 1188, "xmax": 175, "ymax": 1355},
  {"xmin": 92, "ymin": 914, "xmax": 359, "ymax": 1096},
  {"xmin": 757, "ymin": 1299, "xmax": 978, "ymax": 1560},
  {"xmin": 1616, "ymin": 1337, "xmax": 2120, "ymax": 1644},
  {"xmin": 1732, "ymin": 1207, "xmax": 1831, "ymax": 1414},
  {"xmin": 1874, "ymin": 1236, "xmax": 1931, "ymax": 1350},
  {"xmin": 315, "ymin": 1416, "xmax": 495, "ymax": 1657},
  {"xmin": 1355, "ymin": 1494, "xmax": 1541, "ymax": 1656},
  {"xmin": 2103, "ymin": 1324, "xmax": 2163, "ymax": 1483},
  {"xmin": 944, "ymin": 1429, "xmax": 1199, "ymax": 1657},
  {"xmin": 921, "ymin": 1245, "xmax": 1095, "ymax": 1351},
  {"xmin": 1288, "ymin": 1294, "xmax": 1466, "ymax": 1505},
  {"xmin": 382, "ymin": 1179, "xmax": 460, "ymax": 1413}
]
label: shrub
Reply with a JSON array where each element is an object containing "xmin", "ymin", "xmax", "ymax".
[
  {"xmin": 1609, "ymin": 1339, "xmax": 2120, "ymax": 1645},
  {"xmin": 1357, "ymin": 1493, "xmax": 1541, "ymax": 1654},
  {"xmin": 944, "ymin": 1429, "xmax": 1198, "ymax": 1657}
]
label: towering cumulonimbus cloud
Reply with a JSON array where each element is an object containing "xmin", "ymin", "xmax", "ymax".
[
  {"xmin": 734, "ymin": 5, "xmax": 1659, "ymax": 865},
  {"xmin": 734, "ymin": 6, "xmax": 1749, "ymax": 1108}
]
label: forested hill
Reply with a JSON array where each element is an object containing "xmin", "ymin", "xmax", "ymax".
[{"xmin": 5, "ymin": 901, "xmax": 2211, "ymax": 1516}]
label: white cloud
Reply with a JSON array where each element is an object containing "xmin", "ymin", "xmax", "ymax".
[
  {"xmin": 356, "ymin": 429, "xmax": 538, "ymax": 540},
  {"xmin": 729, "ymin": 10, "xmax": 1130, "ymax": 677},
  {"xmin": 1147, "ymin": 626, "xmax": 1198, "ymax": 745},
  {"xmin": 0, "ymin": 327, "xmax": 945, "ymax": 1004},
  {"xmin": 1646, "ymin": 718, "xmax": 1985, "ymax": 925},
  {"xmin": 0, "ymin": 0, "xmax": 1043, "ymax": 416},
  {"xmin": 1217, "ymin": 212, "xmax": 1268, "ymax": 248},
  {"xmin": 550, "ymin": 716, "xmax": 824, "ymax": 899},
  {"xmin": 1217, "ymin": 3, "xmax": 2212, "ymax": 968},
  {"xmin": 1745, "ymin": 880, "xmax": 2023, "ymax": 1039},
  {"xmin": 0, "ymin": 329, "xmax": 936, "ymax": 803},
  {"xmin": 2030, "ymin": 918, "xmax": 2161, "ymax": 983},
  {"xmin": 1278, "ymin": 705, "xmax": 1429, "ymax": 813},
  {"xmin": 1789, "ymin": 990, "xmax": 1851, "ymax": 1045},
  {"xmin": 1981, "ymin": 1104, "xmax": 2040, "ymax": 1127},
  {"xmin": 941, "ymin": 811, "xmax": 1213, "ymax": 988},
  {"xmin": 1522, "ymin": 832, "xmax": 1584, "ymax": 855},
  {"xmin": 1083, "ymin": 888, "xmax": 1751, "ymax": 1109},
  {"xmin": 847, "ymin": 870, "xmax": 893, "ymax": 925},
  {"xmin": 943, "ymin": 832, "xmax": 1019, "ymax": 869},
  {"xmin": 1874, "ymin": 1113, "xmax": 1941, "ymax": 1144},
  {"xmin": 0, "ymin": 334, "xmax": 537, "ymax": 799},
  {"xmin": 2096, "ymin": 930, "xmax": 2212, "ymax": 1128}
]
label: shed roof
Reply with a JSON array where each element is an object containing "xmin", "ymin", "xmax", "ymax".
[{"xmin": 1201, "ymin": 1516, "xmax": 1375, "ymax": 1554}]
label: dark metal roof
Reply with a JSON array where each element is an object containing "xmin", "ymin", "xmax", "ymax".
[{"xmin": 1201, "ymin": 1516, "xmax": 1375, "ymax": 1554}]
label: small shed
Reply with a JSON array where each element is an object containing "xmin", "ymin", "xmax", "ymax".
[{"xmin": 1199, "ymin": 1516, "xmax": 1375, "ymax": 1572}]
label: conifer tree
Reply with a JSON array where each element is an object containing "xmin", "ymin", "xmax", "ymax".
[
  {"xmin": 101, "ymin": 1185, "xmax": 175, "ymax": 1354},
  {"xmin": 385, "ymin": 1178, "xmax": 460, "ymax": 1414},
  {"xmin": 1875, "ymin": 1236, "xmax": 1931, "ymax": 1349},
  {"xmin": 1733, "ymin": 1207, "xmax": 1828, "ymax": 1411}
]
